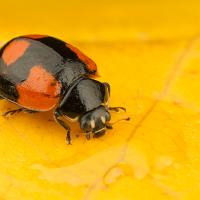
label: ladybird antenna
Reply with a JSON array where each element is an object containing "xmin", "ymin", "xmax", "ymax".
[
  {"xmin": 111, "ymin": 117, "xmax": 130, "ymax": 125},
  {"xmin": 106, "ymin": 117, "xmax": 130, "ymax": 129}
]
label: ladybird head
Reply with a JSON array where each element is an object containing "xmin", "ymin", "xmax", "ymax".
[{"xmin": 79, "ymin": 105, "xmax": 111, "ymax": 139}]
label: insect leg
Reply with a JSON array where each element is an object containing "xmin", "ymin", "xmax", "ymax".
[
  {"xmin": 108, "ymin": 107, "xmax": 126, "ymax": 112},
  {"xmin": 54, "ymin": 109, "xmax": 71, "ymax": 145},
  {"xmin": 102, "ymin": 83, "xmax": 126, "ymax": 112},
  {"xmin": 2, "ymin": 108, "xmax": 37, "ymax": 117},
  {"xmin": 102, "ymin": 82, "xmax": 110, "ymax": 94}
]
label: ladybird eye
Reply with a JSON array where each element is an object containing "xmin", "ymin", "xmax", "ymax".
[{"xmin": 105, "ymin": 112, "xmax": 111, "ymax": 121}]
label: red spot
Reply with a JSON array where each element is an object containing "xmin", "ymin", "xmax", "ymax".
[
  {"xmin": 2, "ymin": 39, "xmax": 30, "ymax": 66},
  {"xmin": 66, "ymin": 43, "xmax": 97, "ymax": 73},
  {"xmin": 24, "ymin": 35, "xmax": 47, "ymax": 39},
  {"xmin": 17, "ymin": 65, "xmax": 61, "ymax": 111}
]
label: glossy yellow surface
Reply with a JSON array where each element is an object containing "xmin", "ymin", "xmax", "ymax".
[{"xmin": 1, "ymin": 0, "xmax": 200, "ymax": 199}]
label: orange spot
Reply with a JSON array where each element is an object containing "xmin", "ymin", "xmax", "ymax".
[
  {"xmin": 2, "ymin": 39, "xmax": 30, "ymax": 66},
  {"xmin": 17, "ymin": 65, "xmax": 61, "ymax": 111},
  {"xmin": 66, "ymin": 44, "xmax": 97, "ymax": 73},
  {"xmin": 24, "ymin": 35, "xmax": 47, "ymax": 39}
]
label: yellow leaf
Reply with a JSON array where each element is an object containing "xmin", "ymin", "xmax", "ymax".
[{"xmin": 0, "ymin": 0, "xmax": 200, "ymax": 199}]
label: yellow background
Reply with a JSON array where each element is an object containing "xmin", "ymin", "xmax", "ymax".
[{"xmin": 1, "ymin": 0, "xmax": 200, "ymax": 199}]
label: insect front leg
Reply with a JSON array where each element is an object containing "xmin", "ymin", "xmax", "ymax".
[
  {"xmin": 54, "ymin": 108, "xmax": 71, "ymax": 145},
  {"xmin": 108, "ymin": 107, "xmax": 126, "ymax": 112},
  {"xmin": 102, "ymin": 83, "xmax": 126, "ymax": 113}
]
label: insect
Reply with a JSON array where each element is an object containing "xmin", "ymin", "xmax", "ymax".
[{"xmin": 0, "ymin": 35, "xmax": 128, "ymax": 144}]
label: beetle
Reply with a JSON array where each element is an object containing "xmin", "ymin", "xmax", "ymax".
[{"xmin": 0, "ymin": 35, "xmax": 127, "ymax": 144}]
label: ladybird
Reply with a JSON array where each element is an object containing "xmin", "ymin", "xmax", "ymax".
[{"xmin": 0, "ymin": 35, "xmax": 127, "ymax": 144}]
